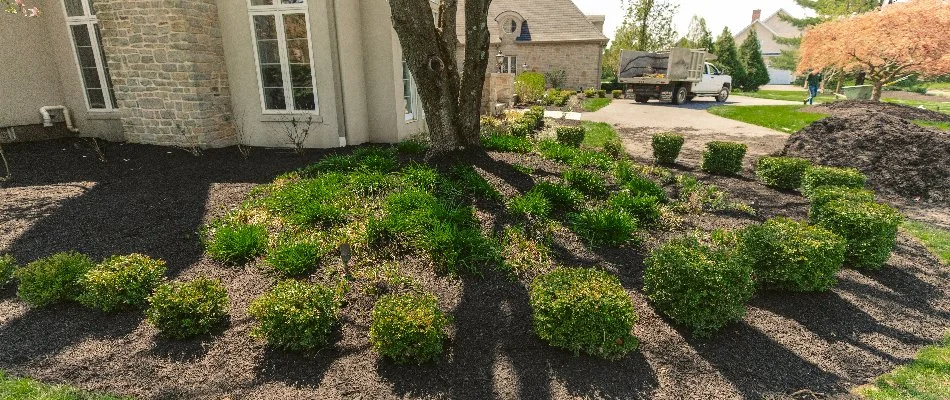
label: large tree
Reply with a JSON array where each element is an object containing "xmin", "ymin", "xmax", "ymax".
[
  {"xmin": 738, "ymin": 30, "xmax": 770, "ymax": 91},
  {"xmin": 798, "ymin": 0, "xmax": 950, "ymax": 100},
  {"xmin": 388, "ymin": 0, "xmax": 492, "ymax": 153},
  {"xmin": 772, "ymin": 0, "xmax": 882, "ymax": 72},
  {"xmin": 684, "ymin": 15, "xmax": 715, "ymax": 52},
  {"xmin": 602, "ymin": 0, "xmax": 679, "ymax": 76},
  {"xmin": 713, "ymin": 27, "xmax": 746, "ymax": 88}
]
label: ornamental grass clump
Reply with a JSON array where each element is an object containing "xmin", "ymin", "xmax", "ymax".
[
  {"xmin": 206, "ymin": 222, "xmax": 268, "ymax": 265},
  {"xmin": 701, "ymin": 141, "xmax": 748, "ymax": 175},
  {"xmin": 481, "ymin": 133, "xmax": 533, "ymax": 153},
  {"xmin": 146, "ymin": 276, "xmax": 229, "ymax": 339},
  {"xmin": 532, "ymin": 181, "xmax": 583, "ymax": 212},
  {"xmin": 265, "ymin": 236, "xmax": 330, "ymax": 277},
  {"xmin": 811, "ymin": 199, "xmax": 903, "ymax": 269},
  {"xmin": 807, "ymin": 186, "xmax": 875, "ymax": 218},
  {"xmin": 536, "ymin": 139, "xmax": 580, "ymax": 164},
  {"xmin": 259, "ymin": 173, "xmax": 351, "ymax": 227},
  {"xmin": 14, "ymin": 251, "xmax": 94, "ymax": 308},
  {"xmin": 508, "ymin": 190, "xmax": 553, "ymax": 220},
  {"xmin": 800, "ymin": 166, "xmax": 867, "ymax": 196},
  {"xmin": 249, "ymin": 280, "xmax": 341, "ymax": 351},
  {"xmin": 0, "ymin": 254, "xmax": 15, "ymax": 287},
  {"xmin": 570, "ymin": 206, "xmax": 639, "ymax": 247},
  {"xmin": 644, "ymin": 233, "xmax": 755, "ymax": 337},
  {"xmin": 741, "ymin": 218, "xmax": 846, "ymax": 292},
  {"xmin": 370, "ymin": 292, "xmax": 449, "ymax": 364},
  {"xmin": 608, "ymin": 192, "xmax": 661, "ymax": 225},
  {"xmin": 78, "ymin": 254, "xmax": 167, "ymax": 312},
  {"xmin": 623, "ymin": 175, "xmax": 666, "ymax": 202},
  {"xmin": 755, "ymin": 156, "xmax": 812, "ymax": 190},
  {"xmin": 651, "ymin": 133, "xmax": 685, "ymax": 165},
  {"xmin": 556, "ymin": 126, "xmax": 586, "ymax": 148},
  {"xmin": 563, "ymin": 168, "xmax": 607, "ymax": 199},
  {"xmin": 530, "ymin": 267, "xmax": 638, "ymax": 359}
]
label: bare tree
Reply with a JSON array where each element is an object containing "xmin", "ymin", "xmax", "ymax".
[{"xmin": 0, "ymin": 142, "xmax": 10, "ymax": 184}]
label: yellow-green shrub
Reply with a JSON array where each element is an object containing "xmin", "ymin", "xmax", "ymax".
[
  {"xmin": 370, "ymin": 292, "xmax": 449, "ymax": 364},
  {"xmin": 78, "ymin": 254, "xmax": 167, "ymax": 312}
]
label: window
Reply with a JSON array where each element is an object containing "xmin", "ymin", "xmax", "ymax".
[
  {"xmin": 402, "ymin": 61, "xmax": 417, "ymax": 121},
  {"xmin": 248, "ymin": 0, "xmax": 318, "ymax": 113},
  {"xmin": 63, "ymin": 0, "xmax": 117, "ymax": 110},
  {"xmin": 501, "ymin": 56, "xmax": 517, "ymax": 74}
]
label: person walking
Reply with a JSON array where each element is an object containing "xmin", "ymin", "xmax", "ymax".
[{"xmin": 804, "ymin": 69, "xmax": 823, "ymax": 105}]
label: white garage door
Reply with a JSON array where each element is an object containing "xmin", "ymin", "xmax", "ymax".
[{"xmin": 767, "ymin": 68, "xmax": 794, "ymax": 85}]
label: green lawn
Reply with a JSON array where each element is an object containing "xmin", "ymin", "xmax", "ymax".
[
  {"xmin": 580, "ymin": 121, "xmax": 617, "ymax": 148},
  {"xmin": 707, "ymin": 105, "xmax": 828, "ymax": 133},
  {"xmin": 924, "ymin": 82, "xmax": 950, "ymax": 91},
  {"xmin": 734, "ymin": 89, "xmax": 836, "ymax": 103},
  {"xmin": 855, "ymin": 333, "xmax": 950, "ymax": 399},
  {"xmin": 0, "ymin": 371, "xmax": 124, "ymax": 400},
  {"xmin": 903, "ymin": 221, "xmax": 950, "ymax": 265},
  {"xmin": 884, "ymin": 99, "xmax": 950, "ymax": 115},
  {"xmin": 581, "ymin": 97, "xmax": 612, "ymax": 112},
  {"xmin": 914, "ymin": 120, "xmax": 950, "ymax": 131}
]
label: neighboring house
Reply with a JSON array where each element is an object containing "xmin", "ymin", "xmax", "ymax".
[
  {"xmin": 733, "ymin": 9, "xmax": 803, "ymax": 85},
  {"xmin": 0, "ymin": 0, "xmax": 606, "ymax": 149}
]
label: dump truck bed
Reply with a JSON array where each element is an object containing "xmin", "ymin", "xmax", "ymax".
[{"xmin": 618, "ymin": 48, "xmax": 707, "ymax": 84}]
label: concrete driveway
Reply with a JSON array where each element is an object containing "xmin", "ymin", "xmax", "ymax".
[{"xmin": 585, "ymin": 95, "xmax": 801, "ymax": 168}]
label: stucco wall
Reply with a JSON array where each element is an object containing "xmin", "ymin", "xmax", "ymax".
[{"xmin": 486, "ymin": 41, "xmax": 605, "ymax": 90}]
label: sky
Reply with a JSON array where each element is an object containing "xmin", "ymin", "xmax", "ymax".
[{"xmin": 574, "ymin": 0, "xmax": 812, "ymax": 44}]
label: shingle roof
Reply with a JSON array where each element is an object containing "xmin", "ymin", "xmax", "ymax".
[{"xmin": 456, "ymin": 0, "xmax": 609, "ymax": 44}]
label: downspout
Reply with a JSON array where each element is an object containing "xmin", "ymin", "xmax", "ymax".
[
  {"xmin": 327, "ymin": 0, "xmax": 348, "ymax": 148},
  {"xmin": 39, "ymin": 106, "xmax": 79, "ymax": 133}
]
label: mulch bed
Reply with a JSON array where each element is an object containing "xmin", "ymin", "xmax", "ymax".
[
  {"xmin": 1, "ymin": 138, "xmax": 948, "ymax": 399},
  {"xmin": 809, "ymin": 99, "xmax": 950, "ymax": 122}
]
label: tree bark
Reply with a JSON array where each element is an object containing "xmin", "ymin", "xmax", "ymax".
[
  {"xmin": 871, "ymin": 80, "xmax": 884, "ymax": 101},
  {"xmin": 388, "ymin": 0, "xmax": 491, "ymax": 153}
]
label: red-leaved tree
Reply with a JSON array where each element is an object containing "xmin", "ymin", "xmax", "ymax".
[{"xmin": 798, "ymin": 0, "xmax": 950, "ymax": 100}]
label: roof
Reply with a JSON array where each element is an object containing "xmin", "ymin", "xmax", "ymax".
[
  {"xmin": 456, "ymin": 0, "xmax": 609, "ymax": 44},
  {"xmin": 734, "ymin": 9, "xmax": 801, "ymax": 40}
]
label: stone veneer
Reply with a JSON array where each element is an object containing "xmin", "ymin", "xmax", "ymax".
[
  {"xmin": 94, "ymin": 0, "xmax": 235, "ymax": 148},
  {"xmin": 488, "ymin": 42, "xmax": 605, "ymax": 90}
]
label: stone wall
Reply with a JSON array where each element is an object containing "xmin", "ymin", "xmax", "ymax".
[
  {"xmin": 94, "ymin": 0, "xmax": 235, "ymax": 148},
  {"xmin": 488, "ymin": 42, "xmax": 605, "ymax": 90},
  {"xmin": 481, "ymin": 73, "xmax": 515, "ymax": 115}
]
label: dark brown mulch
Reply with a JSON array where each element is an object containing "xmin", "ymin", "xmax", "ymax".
[
  {"xmin": 811, "ymin": 100, "xmax": 950, "ymax": 122},
  {"xmin": 782, "ymin": 110, "xmax": 950, "ymax": 203},
  {"xmin": 1, "ymin": 138, "xmax": 948, "ymax": 399}
]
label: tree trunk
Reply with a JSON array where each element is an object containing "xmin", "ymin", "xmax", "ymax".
[
  {"xmin": 871, "ymin": 80, "xmax": 884, "ymax": 101},
  {"xmin": 388, "ymin": 0, "xmax": 491, "ymax": 154}
]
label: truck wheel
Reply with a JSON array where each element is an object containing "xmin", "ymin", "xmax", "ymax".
[
  {"xmin": 716, "ymin": 87, "xmax": 730, "ymax": 102},
  {"xmin": 634, "ymin": 95, "xmax": 649, "ymax": 103},
  {"xmin": 671, "ymin": 86, "xmax": 688, "ymax": 105}
]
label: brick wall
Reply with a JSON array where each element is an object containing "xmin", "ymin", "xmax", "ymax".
[
  {"xmin": 94, "ymin": 0, "xmax": 235, "ymax": 148},
  {"xmin": 488, "ymin": 42, "xmax": 605, "ymax": 90}
]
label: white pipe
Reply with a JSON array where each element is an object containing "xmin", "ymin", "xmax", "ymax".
[{"xmin": 39, "ymin": 106, "xmax": 79, "ymax": 133}]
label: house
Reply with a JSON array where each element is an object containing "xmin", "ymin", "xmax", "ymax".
[
  {"xmin": 733, "ymin": 9, "xmax": 803, "ymax": 85},
  {"xmin": 0, "ymin": 0, "xmax": 606, "ymax": 149}
]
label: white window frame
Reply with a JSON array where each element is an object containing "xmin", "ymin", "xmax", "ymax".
[
  {"xmin": 247, "ymin": 0, "xmax": 320, "ymax": 115},
  {"xmin": 501, "ymin": 56, "xmax": 517, "ymax": 74},
  {"xmin": 62, "ymin": 0, "xmax": 116, "ymax": 111},
  {"xmin": 402, "ymin": 61, "xmax": 419, "ymax": 122}
]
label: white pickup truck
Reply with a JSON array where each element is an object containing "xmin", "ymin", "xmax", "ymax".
[{"xmin": 618, "ymin": 48, "xmax": 732, "ymax": 105}]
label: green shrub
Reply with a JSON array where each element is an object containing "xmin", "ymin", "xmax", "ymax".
[
  {"xmin": 509, "ymin": 190, "xmax": 552, "ymax": 220},
  {"xmin": 801, "ymin": 166, "xmax": 867, "ymax": 196},
  {"xmin": 533, "ymin": 181, "xmax": 583, "ymax": 212},
  {"xmin": 14, "ymin": 252, "xmax": 94, "ymax": 307},
  {"xmin": 536, "ymin": 139, "xmax": 579, "ymax": 163},
  {"xmin": 397, "ymin": 138, "xmax": 428, "ymax": 155},
  {"xmin": 206, "ymin": 223, "xmax": 268, "ymax": 265},
  {"xmin": 701, "ymin": 141, "xmax": 748, "ymax": 175},
  {"xmin": 613, "ymin": 160, "xmax": 640, "ymax": 185},
  {"xmin": 570, "ymin": 206, "xmax": 638, "ymax": 247},
  {"xmin": 808, "ymin": 186, "xmax": 875, "ymax": 218},
  {"xmin": 570, "ymin": 150, "xmax": 614, "ymax": 171},
  {"xmin": 370, "ymin": 292, "xmax": 449, "ymax": 364},
  {"xmin": 583, "ymin": 88, "xmax": 597, "ymax": 98},
  {"xmin": 543, "ymin": 88, "xmax": 569, "ymax": 106},
  {"xmin": 146, "ymin": 276, "xmax": 229, "ymax": 339},
  {"xmin": 530, "ymin": 267, "xmax": 638, "ymax": 359},
  {"xmin": 265, "ymin": 237, "xmax": 329, "ymax": 277},
  {"xmin": 555, "ymin": 126, "xmax": 586, "ymax": 148},
  {"xmin": 563, "ymin": 168, "xmax": 607, "ymax": 198},
  {"xmin": 249, "ymin": 280, "xmax": 341, "ymax": 351},
  {"xmin": 643, "ymin": 233, "xmax": 755, "ymax": 337},
  {"xmin": 623, "ymin": 175, "xmax": 666, "ymax": 202},
  {"xmin": 602, "ymin": 138, "xmax": 624, "ymax": 159},
  {"xmin": 0, "ymin": 254, "xmax": 16, "ymax": 287},
  {"xmin": 812, "ymin": 199, "xmax": 903, "ymax": 269},
  {"xmin": 608, "ymin": 193, "xmax": 661, "ymax": 225},
  {"xmin": 78, "ymin": 254, "xmax": 167, "ymax": 312},
  {"xmin": 741, "ymin": 218, "xmax": 846, "ymax": 292},
  {"xmin": 514, "ymin": 72, "xmax": 546, "ymax": 104},
  {"xmin": 651, "ymin": 133, "xmax": 685, "ymax": 165},
  {"xmin": 260, "ymin": 174, "xmax": 351, "ymax": 226},
  {"xmin": 509, "ymin": 121, "xmax": 534, "ymax": 138},
  {"xmin": 755, "ymin": 156, "xmax": 812, "ymax": 190},
  {"xmin": 597, "ymin": 90, "xmax": 607, "ymax": 98},
  {"xmin": 482, "ymin": 133, "xmax": 533, "ymax": 153},
  {"xmin": 612, "ymin": 90, "xmax": 623, "ymax": 99}
]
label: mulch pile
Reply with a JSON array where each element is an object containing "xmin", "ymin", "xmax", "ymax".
[{"xmin": 784, "ymin": 101, "xmax": 950, "ymax": 202}]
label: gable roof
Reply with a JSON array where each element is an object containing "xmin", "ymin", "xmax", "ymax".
[
  {"xmin": 456, "ymin": 0, "xmax": 609, "ymax": 44},
  {"xmin": 734, "ymin": 8, "xmax": 801, "ymax": 40}
]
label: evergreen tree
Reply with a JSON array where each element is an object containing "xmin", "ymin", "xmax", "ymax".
[
  {"xmin": 713, "ymin": 27, "xmax": 746, "ymax": 88},
  {"xmin": 685, "ymin": 15, "xmax": 715, "ymax": 52},
  {"xmin": 738, "ymin": 30, "xmax": 770, "ymax": 91}
]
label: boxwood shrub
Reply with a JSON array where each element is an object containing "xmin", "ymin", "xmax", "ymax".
[
  {"xmin": 556, "ymin": 126, "xmax": 586, "ymax": 148},
  {"xmin": 249, "ymin": 280, "xmax": 341, "ymax": 351},
  {"xmin": 570, "ymin": 206, "xmax": 638, "ymax": 247},
  {"xmin": 701, "ymin": 141, "xmax": 748, "ymax": 175},
  {"xmin": 509, "ymin": 121, "xmax": 534, "ymax": 138},
  {"xmin": 146, "ymin": 276, "xmax": 229, "ymax": 339},
  {"xmin": 741, "ymin": 218, "xmax": 846, "ymax": 292},
  {"xmin": 755, "ymin": 156, "xmax": 812, "ymax": 190},
  {"xmin": 370, "ymin": 292, "xmax": 449, "ymax": 364},
  {"xmin": 206, "ymin": 222, "xmax": 268, "ymax": 265},
  {"xmin": 612, "ymin": 90, "xmax": 623, "ymax": 99},
  {"xmin": 78, "ymin": 254, "xmax": 167, "ymax": 312},
  {"xmin": 651, "ymin": 133, "xmax": 684, "ymax": 165},
  {"xmin": 808, "ymin": 186, "xmax": 875, "ymax": 218},
  {"xmin": 643, "ymin": 233, "xmax": 755, "ymax": 337},
  {"xmin": 583, "ymin": 88, "xmax": 597, "ymax": 98},
  {"xmin": 608, "ymin": 192, "xmax": 661, "ymax": 225},
  {"xmin": 563, "ymin": 168, "xmax": 607, "ymax": 198},
  {"xmin": 602, "ymin": 138, "xmax": 624, "ymax": 160},
  {"xmin": 0, "ymin": 254, "xmax": 16, "ymax": 287},
  {"xmin": 14, "ymin": 252, "xmax": 94, "ymax": 307},
  {"xmin": 800, "ymin": 166, "xmax": 867, "ymax": 196},
  {"xmin": 597, "ymin": 90, "xmax": 607, "ymax": 98},
  {"xmin": 812, "ymin": 199, "xmax": 903, "ymax": 269},
  {"xmin": 530, "ymin": 267, "xmax": 638, "ymax": 359}
]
